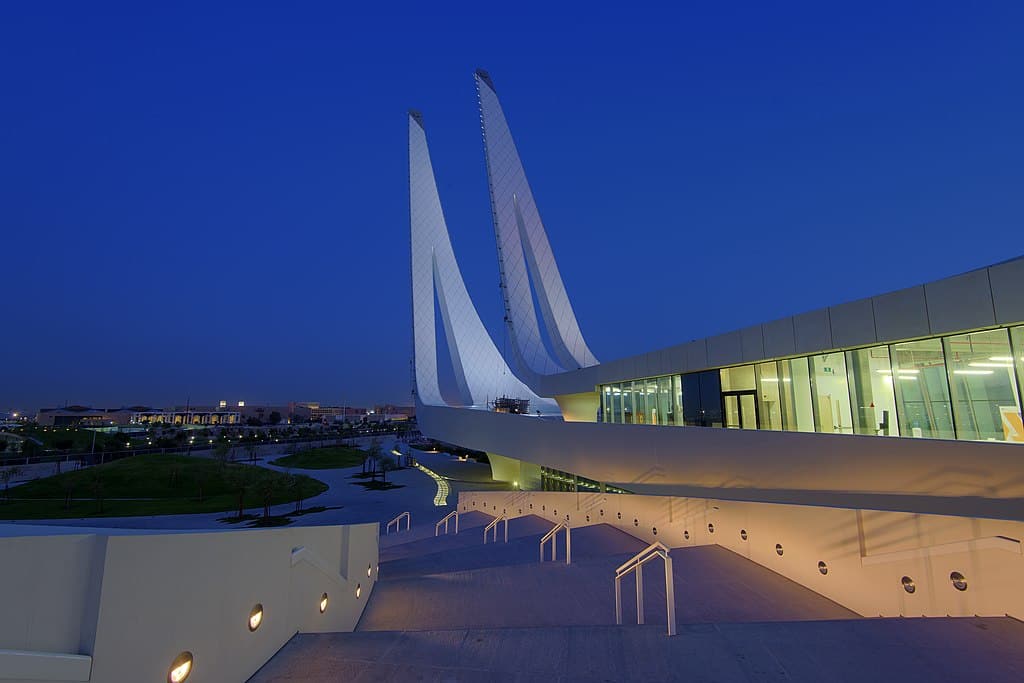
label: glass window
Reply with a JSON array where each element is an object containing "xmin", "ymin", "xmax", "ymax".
[
  {"xmin": 682, "ymin": 370, "xmax": 722, "ymax": 427},
  {"xmin": 778, "ymin": 358, "xmax": 814, "ymax": 432},
  {"xmin": 672, "ymin": 375, "xmax": 683, "ymax": 426},
  {"xmin": 622, "ymin": 382, "xmax": 635, "ymax": 424},
  {"xmin": 720, "ymin": 365, "xmax": 755, "ymax": 392},
  {"xmin": 891, "ymin": 338, "xmax": 954, "ymax": 439},
  {"xmin": 846, "ymin": 346, "xmax": 899, "ymax": 436},
  {"xmin": 657, "ymin": 376, "xmax": 672, "ymax": 427},
  {"xmin": 1011, "ymin": 327, "xmax": 1024, "ymax": 443},
  {"xmin": 944, "ymin": 329, "xmax": 1021, "ymax": 442},
  {"xmin": 755, "ymin": 361, "xmax": 783, "ymax": 430},
  {"xmin": 809, "ymin": 353, "xmax": 853, "ymax": 434},
  {"xmin": 647, "ymin": 379, "xmax": 659, "ymax": 425},
  {"xmin": 633, "ymin": 380, "xmax": 647, "ymax": 424}
]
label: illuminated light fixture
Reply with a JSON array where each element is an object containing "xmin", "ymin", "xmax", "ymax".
[
  {"xmin": 355, "ymin": 583, "xmax": 362, "ymax": 599},
  {"xmin": 990, "ymin": 356, "xmax": 1013, "ymax": 362},
  {"xmin": 760, "ymin": 378, "xmax": 779, "ymax": 382},
  {"xmin": 968, "ymin": 362, "xmax": 1012, "ymax": 368},
  {"xmin": 167, "ymin": 652, "xmax": 193, "ymax": 683},
  {"xmin": 898, "ymin": 376, "xmax": 918, "ymax": 381},
  {"xmin": 238, "ymin": 401, "xmax": 245, "ymax": 407},
  {"xmin": 897, "ymin": 369, "xmax": 920, "ymax": 374},
  {"xmin": 367, "ymin": 564, "xmax": 372, "ymax": 578},
  {"xmin": 248, "ymin": 604, "xmax": 263, "ymax": 632},
  {"xmin": 954, "ymin": 369, "xmax": 994, "ymax": 375},
  {"xmin": 319, "ymin": 593, "xmax": 329, "ymax": 613}
]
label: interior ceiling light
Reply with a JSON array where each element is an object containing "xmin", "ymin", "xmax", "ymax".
[
  {"xmin": 954, "ymin": 369, "xmax": 995, "ymax": 375},
  {"xmin": 969, "ymin": 362, "xmax": 1012, "ymax": 368},
  {"xmin": 990, "ymin": 356, "xmax": 1013, "ymax": 362}
]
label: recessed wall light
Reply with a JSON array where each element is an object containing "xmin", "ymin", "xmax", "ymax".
[
  {"xmin": 168, "ymin": 652, "xmax": 193, "ymax": 683},
  {"xmin": 319, "ymin": 593, "xmax": 329, "ymax": 613},
  {"xmin": 356, "ymin": 584, "xmax": 362, "ymax": 599},
  {"xmin": 248, "ymin": 604, "xmax": 263, "ymax": 632}
]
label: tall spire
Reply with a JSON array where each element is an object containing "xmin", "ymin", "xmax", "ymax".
[
  {"xmin": 476, "ymin": 69, "xmax": 599, "ymax": 376},
  {"xmin": 408, "ymin": 111, "xmax": 557, "ymax": 413}
]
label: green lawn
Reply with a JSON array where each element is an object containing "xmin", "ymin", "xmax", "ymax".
[
  {"xmin": 0, "ymin": 453, "xmax": 328, "ymax": 520},
  {"xmin": 270, "ymin": 446, "xmax": 367, "ymax": 470}
]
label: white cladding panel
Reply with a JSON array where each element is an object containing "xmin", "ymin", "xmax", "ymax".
[
  {"xmin": 476, "ymin": 71, "xmax": 598, "ymax": 378},
  {"xmin": 924, "ymin": 268, "xmax": 995, "ymax": 335},
  {"xmin": 408, "ymin": 113, "xmax": 556, "ymax": 413}
]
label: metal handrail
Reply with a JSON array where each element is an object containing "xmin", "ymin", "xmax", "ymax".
[
  {"xmin": 540, "ymin": 521, "xmax": 572, "ymax": 564},
  {"xmin": 483, "ymin": 514, "xmax": 508, "ymax": 544},
  {"xmin": 614, "ymin": 541, "xmax": 676, "ymax": 636},
  {"xmin": 435, "ymin": 510, "xmax": 459, "ymax": 536},
  {"xmin": 386, "ymin": 511, "xmax": 410, "ymax": 535},
  {"xmin": 615, "ymin": 541, "xmax": 670, "ymax": 577}
]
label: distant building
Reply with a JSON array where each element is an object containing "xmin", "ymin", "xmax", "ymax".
[{"xmin": 36, "ymin": 406, "xmax": 136, "ymax": 427}]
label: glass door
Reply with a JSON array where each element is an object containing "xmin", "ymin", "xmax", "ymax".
[{"xmin": 723, "ymin": 391, "xmax": 758, "ymax": 429}]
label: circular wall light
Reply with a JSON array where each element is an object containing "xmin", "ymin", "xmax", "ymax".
[
  {"xmin": 775, "ymin": 544, "xmax": 784, "ymax": 556},
  {"xmin": 740, "ymin": 529, "xmax": 748, "ymax": 541},
  {"xmin": 319, "ymin": 592, "xmax": 329, "ymax": 613},
  {"xmin": 901, "ymin": 576, "xmax": 916, "ymax": 594},
  {"xmin": 355, "ymin": 583, "xmax": 362, "ymax": 599},
  {"xmin": 248, "ymin": 604, "xmax": 264, "ymax": 632},
  {"xmin": 950, "ymin": 571, "xmax": 967, "ymax": 591},
  {"xmin": 818, "ymin": 561, "xmax": 828, "ymax": 575},
  {"xmin": 708, "ymin": 523, "xmax": 715, "ymax": 534},
  {"xmin": 167, "ymin": 652, "xmax": 193, "ymax": 683}
]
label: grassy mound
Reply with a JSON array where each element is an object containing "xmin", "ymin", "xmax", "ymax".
[
  {"xmin": 270, "ymin": 446, "xmax": 366, "ymax": 470},
  {"xmin": 0, "ymin": 453, "xmax": 327, "ymax": 520}
]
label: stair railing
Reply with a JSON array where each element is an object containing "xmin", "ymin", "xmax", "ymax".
[
  {"xmin": 386, "ymin": 511, "xmax": 411, "ymax": 535},
  {"xmin": 435, "ymin": 510, "xmax": 459, "ymax": 536},
  {"xmin": 540, "ymin": 521, "xmax": 571, "ymax": 564},
  {"xmin": 614, "ymin": 541, "xmax": 676, "ymax": 636},
  {"xmin": 483, "ymin": 514, "xmax": 508, "ymax": 544}
]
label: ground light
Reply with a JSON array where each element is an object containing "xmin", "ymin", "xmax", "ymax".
[
  {"xmin": 319, "ymin": 593, "xmax": 329, "ymax": 613},
  {"xmin": 167, "ymin": 652, "xmax": 193, "ymax": 683},
  {"xmin": 248, "ymin": 604, "xmax": 264, "ymax": 632}
]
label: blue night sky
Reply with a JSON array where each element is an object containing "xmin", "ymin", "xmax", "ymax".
[{"xmin": 2, "ymin": 2, "xmax": 1022, "ymax": 411}]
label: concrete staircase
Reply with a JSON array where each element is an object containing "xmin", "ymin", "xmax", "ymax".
[{"xmin": 251, "ymin": 511, "xmax": 1024, "ymax": 682}]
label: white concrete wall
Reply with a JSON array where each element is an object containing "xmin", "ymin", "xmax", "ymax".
[
  {"xmin": 459, "ymin": 490, "xmax": 1024, "ymax": 620},
  {"xmin": 0, "ymin": 523, "xmax": 378, "ymax": 683}
]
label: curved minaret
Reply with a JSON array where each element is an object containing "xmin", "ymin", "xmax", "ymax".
[
  {"xmin": 408, "ymin": 110, "xmax": 558, "ymax": 414},
  {"xmin": 476, "ymin": 69, "xmax": 599, "ymax": 378}
]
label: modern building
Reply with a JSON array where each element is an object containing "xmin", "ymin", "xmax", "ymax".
[{"xmin": 409, "ymin": 70, "xmax": 1024, "ymax": 621}]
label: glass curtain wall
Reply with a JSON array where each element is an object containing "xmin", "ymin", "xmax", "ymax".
[
  {"xmin": 809, "ymin": 353, "xmax": 854, "ymax": 434},
  {"xmin": 944, "ymin": 329, "xmax": 1021, "ymax": 442},
  {"xmin": 846, "ymin": 346, "xmax": 899, "ymax": 436},
  {"xmin": 890, "ymin": 338, "xmax": 955, "ymax": 439},
  {"xmin": 598, "ymin": 325, "xmax": 1024, "ymax": 442}
]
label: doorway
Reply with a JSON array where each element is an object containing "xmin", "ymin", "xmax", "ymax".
[{"xmin": 723, "ymin": 391, "xmax": 758, "ymax": 429}]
